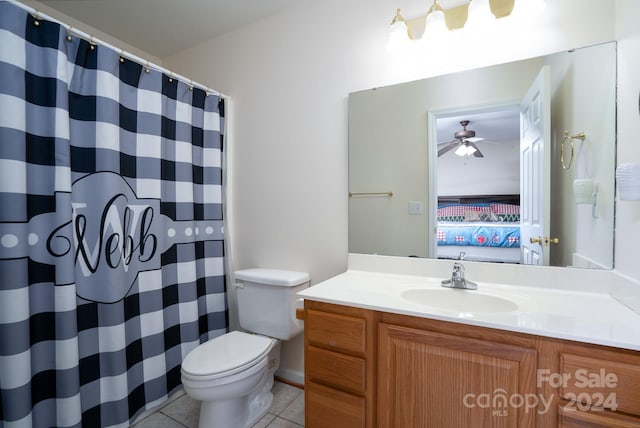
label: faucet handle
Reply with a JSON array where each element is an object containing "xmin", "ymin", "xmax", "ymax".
[
  {"xmin": 452, "ymin": 262, "xmax": 464, "ymax": 279},
  {"xmin": 442, "ymin": 261, "xmax": 477, "ymax": 290}
]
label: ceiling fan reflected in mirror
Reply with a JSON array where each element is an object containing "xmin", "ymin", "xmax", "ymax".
[{"xmin": 438, "ymin": 120, "xmax": 486, "ymax": 158}]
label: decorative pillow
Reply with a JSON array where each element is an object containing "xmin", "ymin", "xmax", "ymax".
[
  {"xmin": 464, "ymin": 210, "xmax": 481, "ymax": 221},
  {"xmin": 478, "ymin": 212, "xmax": 500, "ymax": 222}
]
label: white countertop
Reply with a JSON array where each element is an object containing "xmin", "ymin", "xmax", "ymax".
[{"xmin": 298, "ymin": 269, "xmax": 640, "ymax": 351}]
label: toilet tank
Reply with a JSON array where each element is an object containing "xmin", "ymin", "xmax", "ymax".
[{"xmin": 234, "ymin": 268, "xmax": 310, "ymax": 340}]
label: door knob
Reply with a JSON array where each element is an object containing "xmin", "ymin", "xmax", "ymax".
[
  {"xmin": 545, "ymin": 237, "xmax": 560, "ymax": 245},
  {"xmin": 530, "ymin": 236, "xmax": 560, "ymax": 246}
]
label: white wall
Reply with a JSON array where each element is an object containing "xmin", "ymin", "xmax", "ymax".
[
  {"xmin": 547, "ymin": 44, "xmax": 617, "ymax": 269},
  {"xmin": 615, "ymin": 0, "xmax": 640, "ymax": 281},
  {"xmin": 163, "ymin": 0, "xmax": 623, "ymax": 379},
  {"xmin": 20, "ymin": 0, "xmax": 162, "ymax": 65}
]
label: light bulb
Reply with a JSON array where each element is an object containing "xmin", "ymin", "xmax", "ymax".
[
  {"xmin": 466, "ymin": 0, "xmax": 496, "ymax": 30},
  {"xmin": 424, "ymin": 7, "xmax": 448, "ymax": 38},
  {"xmin": 455, "ymin": 143, "xmax": 476, "ymax": 156},
  {"xmin": 387, "ymin": 8, "xmax": 412, "ymax": 51}
]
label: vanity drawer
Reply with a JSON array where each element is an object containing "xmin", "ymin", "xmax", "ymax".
[
  {"xmin": 306, "ymin": 309, "xmax": 366, "ymax": 355},
  {"xmin": 558, "ymin": 405, "xmax": 640, "ymax": 428},
  {"xmin": 306, "ymin": 345, "xmax": 366, "ymax": 394},
  {"xmin": 306, "ymin": 381, "xmax": 366, "ymax": 428},
  {"xmin": 560, "ymin": 353, "xmax": 640, "ymax": 416}
]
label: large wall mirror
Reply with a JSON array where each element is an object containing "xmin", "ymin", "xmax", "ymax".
[{"xmin": 348, "ymin": 42, "xmax": 616, "ymax": 269}]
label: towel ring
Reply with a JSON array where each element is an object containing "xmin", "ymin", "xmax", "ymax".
[{"xmin": 561, "ymin": 131, "xmax": 586, "ymax": 170}]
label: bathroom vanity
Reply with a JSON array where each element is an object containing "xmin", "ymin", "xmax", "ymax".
[{"xmin": 298, "ymin": 256, "xmax": 640, "ymax": 428}]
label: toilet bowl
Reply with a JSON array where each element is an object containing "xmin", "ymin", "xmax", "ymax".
[
  {"xmin": 180, "ymin": 269, "xmax": 310, "ymax": 428},
  {"xmin": 181, "ymin": 331, "xmax": 280, "ymax": 428}
]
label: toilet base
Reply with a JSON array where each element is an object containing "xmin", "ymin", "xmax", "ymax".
[
  {"xmin": 197, "ymin": 367, "xmax": 276, "ymax": 428},
  {"xmin": 199, "ymin": 397, "xmax": 245, "ymax": 428},
  {"xmin": 245, "ymin": 381, "xmax": 274, "ymax": 427},
  {"xmin": 194, "ymin": 341, "xmax": 281, "ymax": 428}
]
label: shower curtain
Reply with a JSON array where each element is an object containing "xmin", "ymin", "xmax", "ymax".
[{"xmin": 0, "ymin": 3, "xmax": 228, "ymax": 427}]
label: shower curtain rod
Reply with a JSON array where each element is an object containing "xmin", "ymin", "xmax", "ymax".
[{"xmin": 15, "ymin": 1, "xmax": 230, "ymax": 100}]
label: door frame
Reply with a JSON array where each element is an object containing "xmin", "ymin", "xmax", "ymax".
[{"xmin": 427, "ymin": 101, "xmax": 521, "ymax": 259}]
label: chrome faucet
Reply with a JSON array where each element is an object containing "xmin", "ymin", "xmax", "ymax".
[{"xmin": 441, "ymin": 262, "xmax": 477, "ymax": 290}]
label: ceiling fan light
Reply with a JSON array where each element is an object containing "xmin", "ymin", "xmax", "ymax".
[
  {"xmin": 455, "ymin": 143, "xmax": 477, "ymax": 157},
  {"xmin": 455, "ymin": 144, "xmax": 468, "ymax": 156}
]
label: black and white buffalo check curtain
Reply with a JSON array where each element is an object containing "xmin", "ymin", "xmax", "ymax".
[{"xmin": 0, "ymin": 2, "xmax": 228, "ymax": 426}]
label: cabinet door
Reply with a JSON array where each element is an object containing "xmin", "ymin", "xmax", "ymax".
[{"xmin": 378, "ymin": 323, "xmax": 537, "ymax": 428}]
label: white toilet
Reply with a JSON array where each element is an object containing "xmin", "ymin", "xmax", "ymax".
[{"xmin": 181, "ymin": 268, "xmax": 310, "ymax": 428}]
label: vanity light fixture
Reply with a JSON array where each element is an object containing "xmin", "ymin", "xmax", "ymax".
[{"xmin": 387, "ymin": 0, "xmax": 542, "ymax": 43}]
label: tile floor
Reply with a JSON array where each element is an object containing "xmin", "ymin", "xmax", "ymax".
[{"xmin": 132, "ymin": 381, "xmax": 304, "ymax": 428}]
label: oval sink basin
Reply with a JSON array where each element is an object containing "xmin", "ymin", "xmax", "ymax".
[{"xmin": 401, "ymin": 289, "xmax": 518, "ymax": 313}]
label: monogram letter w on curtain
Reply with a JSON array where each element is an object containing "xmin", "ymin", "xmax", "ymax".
[{"xmin": 0, "ymin": 3, "xmax": 228, "ymax": 427}]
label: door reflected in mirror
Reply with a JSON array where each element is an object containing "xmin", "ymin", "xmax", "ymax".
[{"xmin": 348, "ymin": 42, "xmax": 616, "ymax": 269}]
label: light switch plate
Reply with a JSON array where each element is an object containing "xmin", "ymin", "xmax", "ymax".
[{"xmin": 408, "ymin": 201, "xmax": 423, "ymax": 215}]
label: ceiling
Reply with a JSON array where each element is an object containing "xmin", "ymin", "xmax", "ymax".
[
  {"xmin": 436, "ymin": 108, "xmax": 520, "ymax": 147},
  {"xmin": 36, "ymin": 0, "xmax": 301, "ymax": 58},
  {"xmin": 35, "ymin": 0, "xmax": 472, "ymax": 59}
]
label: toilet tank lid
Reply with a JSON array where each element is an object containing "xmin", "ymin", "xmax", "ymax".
[{"xmin": 234, "ymin": 268, "xmax": 310, "ymax": 287}]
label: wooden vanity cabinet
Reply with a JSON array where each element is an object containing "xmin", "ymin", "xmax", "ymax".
[
  {"xmin": 304, "ymin": 300, "xmax": 380, "ymax": 427},
  {"xmin": 303, "ymin": 302, "xmax": 640, "ymax": 428}
]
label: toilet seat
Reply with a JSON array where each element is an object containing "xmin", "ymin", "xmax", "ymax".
[{"xmin": 181, "ymin": 331, "xmax": 275, "ymax": 381}]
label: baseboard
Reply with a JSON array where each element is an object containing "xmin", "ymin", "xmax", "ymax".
[{"xmin": 275, "ymin": 368, "xmax": 304, "ymax": 389}]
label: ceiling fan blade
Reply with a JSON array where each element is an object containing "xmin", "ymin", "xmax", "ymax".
[
  {"xmin": 468, "ymin": 142, "xmax": 484, "ymax": 157},
  {"xmin": 437, "ymin": 139, "xmax": 457, "ymax": 147},
  {"xmin": 438, "ymin": 141, "xmax": 459, "ymax": 157},
  {"xmin": 466, "ymin": 137, "xmax": 485, "ymax": 143}
]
